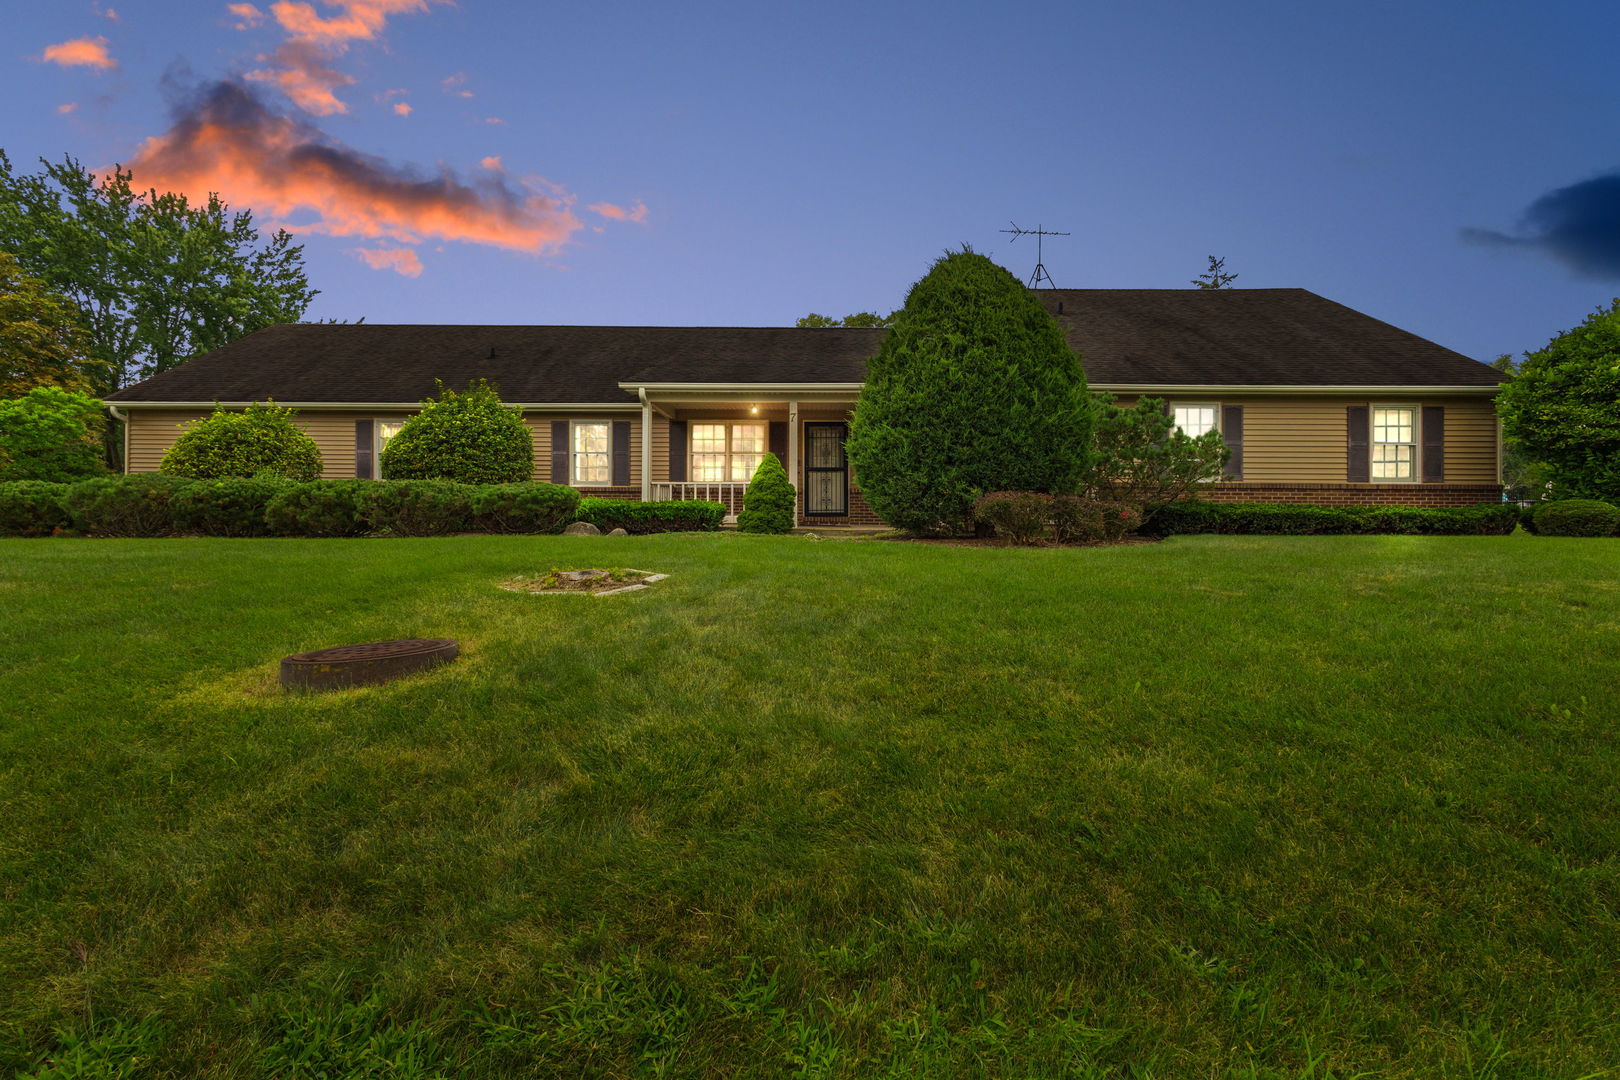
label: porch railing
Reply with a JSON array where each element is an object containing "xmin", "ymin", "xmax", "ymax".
[{"xmin": 649, "ymin": 481, "xmax": 753, "ymax": 520}]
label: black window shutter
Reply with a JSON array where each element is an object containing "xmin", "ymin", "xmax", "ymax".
[
  {"xmin": 1221, "ymin": 405, "xmax": 1243, "ymax": 480},
  {"xmin": 1347, "ymin": 405, "xmax": 1370, "ymax": 482},
  {"xmin": 668, "ymin": 420, "xmax": 688, "ymax": 482},
  {"xmin": 769, "ymin": 421, "xmax": 788, "ymax": 462},
  {"xmin": 355, "ymin": 419, "xmax": 374, "ymax": 479},
  {"xmin": 1422, "ymin": 406, "xmax": 1445, "ymax": 483},
  {"xmin": 550, "ymin": 420, "xmax": 569, "ymax": 484},
  {"xmin": 612, "ymin": 420, "xmax": 631, "ymax": 486}
]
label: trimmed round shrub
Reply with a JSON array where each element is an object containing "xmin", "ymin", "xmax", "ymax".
[
  {"xmin": 736, "ymin": 453, "xmax": 796, "ymax": 534},
  {"xmin": 171, "ymin": 477, "xmax": 290, "ymax": 537},
  {"xmin": 160, "ymin": 402, "xmax": 323, "ymax": 481},
  {"xmin": 379, "ymin": 380, "xmax": 534, "ymax": 484},
  {"xmin": 357, "ymin": 480, "xmax": 475, "ymax": 536},
  {"xmin": 0, "ymin": 481, "xmax": 72, "ymax": 536},
  {"xmin": 974, "ymin": 491, "xmax": 1053, "ymax": 545},
  {"xmin": 264, "ymin": 480, "xmax": 370, "ymax": 538},
  {"xmin": 575, "ymin": 498, "xmax": 725, "ymax": 534},
  {"xmin": 63, "ymin": 475, "xmax": 193, "ymax": 537},
  {"xmin": 847, "ymin": 249, "xmax": 1092, "ymax": 534},
  {"xmin": 1532, "ymin": 498, "xmax": 1620, "ymax": 537},
  {"xmin": 469, "ymin": 482, "xmax": 580, "ymax": 534},
  {"xmin": 1052, "ymin": 495, "xmax": 1141, "ymax": 543}
]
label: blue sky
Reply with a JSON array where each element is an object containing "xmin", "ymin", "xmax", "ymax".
[{"xmin": 5, "ymin": 0, "xmax": 1618, "ymax": 364}]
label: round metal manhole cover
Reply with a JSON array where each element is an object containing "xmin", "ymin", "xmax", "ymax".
[{"xmin": 280, "ymin": 638, "xmax": 459, "ymax": 692}]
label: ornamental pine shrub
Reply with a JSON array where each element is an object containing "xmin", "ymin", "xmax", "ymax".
[
  {"xmin": 379, "ymin": 380, "xmax": 534, "ymax": 484},
  {"xmin": 264, "ymin": 481, "xmax": 371, "ymax": 537},
  {"xmin": 575, "ymin": 498, "xmax": 725, "ymax": 533},
  {"xmin": 736, "ymin": 453, "xmax": 796, "ymax": 534},
  {"xmin": 847, "ymin": 249, "xmax": 1092, "ymax": 534},
  {"xmin": 63, "ymin": 475, "xmax": 193, "ymax": 537},
  {"xmin": 356, "ymin": 480, "xmax": 476, "ymax": 536},
  {"xmin": 160, "ymin": 402, "xmax": 323, "ymax": 481},
  {"xmin": 973, "ymin": 491, "xmax": 1053, "ymax": 544},
  {"xmin": 171, "ymin": 477, "xmax": 290, "ymax": 537},
  {"xmin": 469, "ymin": 482, "xmax": 580, "ymax": 534},
  {"xmin": 1532, "ymin": 498, "xmax": 1620, "ymax": 537},
  {"xmin": 0, "ymin": 481, "xmax": 72, "ymax": 536}
]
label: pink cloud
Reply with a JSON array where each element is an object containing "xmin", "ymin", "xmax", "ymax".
[
  {"xmin": 127, "ymin": 81, "xmax": 583, "ymax": 257},
  {"xmin": 392, "ymin": 101, "xmax": 411, "ymax": 116},
  {"xmin": 248, "ymin": 0, "xmax": 437, "ymax": 114},
  {"xmin": 245, "ymin": 41, "xmax": 355, "ymax": 115},
  {"xmin": 41, "ymin": 37, "xmax": 116, "ymax": 70},
  {"xmin": 588, "ymin": 201, "xmax": 649, "ymax": 224},
  {"xmin": 480, "ymin": 155, "xmax": 502, "ymax": 171},
  {"xmin": 228, "ymin": 2, "xmax": 265, "ymax": 28},
  {"xmin": 482, "ymin": 116, "xmax": 504, "ymax": 125},
  {"xmin": 442, "ymin": 72, "xmax": 473, "ymax": 98},
  {"xmin": 272, "ymin": 0, "xmax": 431, "ymax": 46},
  {"xmin": 349, "ymin": 246, "xmax": 423, "ymax": 277},
  {"xmin": 57, "ymin": 102, "xmax": 79, "ymax": 114},
  {"xmin": 93, "ymin": 3, "xmax": 120, "ymax": 20}
]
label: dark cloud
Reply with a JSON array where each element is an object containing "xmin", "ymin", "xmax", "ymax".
[{"xmin": 1464, "ymin": 172, "xmax": 1620, "ymax": 278}]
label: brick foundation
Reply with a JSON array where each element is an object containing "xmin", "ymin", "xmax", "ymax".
[
  {"xmin": 1206, "ymin": 483, "xmax": 1503, "ymax": 507},
  {"xmin": 798, "ymin": 484, "xmax": 886, "ymax": 526},
  {"xmin": 573, "ymin": 487, "xmax": 639, "ymax": 500}
]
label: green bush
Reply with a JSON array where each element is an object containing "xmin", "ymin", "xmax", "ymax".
[
  {"xmin": 0, "ymin": 386, "xmax": 109, "ymax": 482},
  {"xmin": 264, "ymin": 481, "xmax": 370, "ymax": 538},
  {"xmin": 1520, "ymin": 504, "xmax": 1540, "ymax": 535},
  {"xmin": 357, "ymin": 480, "xmax": 475, "ymax": 536},
  {"xmin": 847, "ymin": 249, "xmax": 1092, "ymax": 534},
  {"xmin": 1146, "ymin": 501, "xmax": 1521, "ymax": 537},
  {"xmin": 0, "ymin": 481, "xmax": 71, "ymax": 536},
  {"xmin": 159, "ymin": 402, "xmax": 322, "ymax": 481},
  {"xmin": 1531, "ymin": 499, "xmax": 1620, "ymax": 537},
  {"xmin": 736, "ymin": 453, "xmax": 796, "ymax": 534},
  {"xmin": 379, "ymin": 379, "xmax": 534, "ymax": 484},
  {"xmin": 575, "ymin": 498, "xmax": 725, "ymax": 534},
  {"xmin": 63, "ymin": 474, "xmax": 193, "ymax": 537},
  {"xmin": 171, "ymin": 477, "xmax": 290, "ymax": 537},
  {"xmin": 973, "ymin": 491, "xmax": 1053, "ymax": 544},
  {"xmin": 469, "ymin": 482, "xmax": 580, "ymax": 534},
  {"xmin": 1052, "ymin": 495, "xmax": 1142, "ymax": 543}
]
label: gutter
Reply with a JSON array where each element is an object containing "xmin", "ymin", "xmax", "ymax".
[{"xmin": 103, "ymin": 400, "xmax": 643, "ymax": 411}]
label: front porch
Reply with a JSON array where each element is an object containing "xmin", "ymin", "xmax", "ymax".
[{"xmin": 626, "ymin": 382, "xmax": 882, "ymax": 526}]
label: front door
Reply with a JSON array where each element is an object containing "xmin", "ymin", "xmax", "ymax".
[{"xmin": 804, "ymin": 422, "xmax": 849, "ymax": 516}]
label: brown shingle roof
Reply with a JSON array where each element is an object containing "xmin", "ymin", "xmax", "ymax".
[{"xmin": 107, "ymin": 289, "xmax": 1501, "ymax": 403}]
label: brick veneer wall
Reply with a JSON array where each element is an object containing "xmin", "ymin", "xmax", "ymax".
[
  {"xmin": 799, "ymin": 483, "xmax": 886, "ymax": 526},
  {"xmin": 1207, "ymin": 483, "xmax": 1503, "ymax": 507},
  {"xmin": 574, "ymin": 487, "xmax": 639, "ymax": 500}
]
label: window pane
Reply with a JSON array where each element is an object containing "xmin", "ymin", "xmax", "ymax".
[
  {"xmin": 576, "ymin": 456, "xmax": 609, "ymax": 484},
  {"xmin": 693, "ymin": 454, "xmax": 727, "ymax": 482},
  {"xmin": 1174, "ymin": 405, "xmax": 1217, "ymax": 438},
  {"xmin": 574, "ymin": 423, "xmax": 609, "ymax": 453},
  {"xmin": 1373, "ymin": 408, "xmax": 1413, "ymax": 444},
  {"xmin": 731, "ymin": 424, "xmax": 765, "ymax": 454},
  {"xmin": 692, "ymin": 424, "xmax": 727, "ymax": 454},
  {"xmin": 731, "ymin": 453, "xmax": 763, "ymax": 482}
]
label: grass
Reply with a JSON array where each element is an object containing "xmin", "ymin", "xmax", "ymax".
[{"xmin": 0, "ymin": 532, "xmax": 1617, "ymax": 1079}]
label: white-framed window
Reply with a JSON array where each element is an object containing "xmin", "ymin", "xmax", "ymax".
[
  {"xmin": 691, "ymin": 422, "xmax": 765, "ymax": 482},
  {"xmin": 572, "ymin": 421, "xmax": 611, "ymax": 485},
  {"xmin": 1371, "ymin": 406, "xmax": 1417, "ymax": 481},
  {"xmin": 374, "ymin": 420, "xmax": 406, "ymax": 478},
  {"xmin": 1172, "ymin": 403, "xmax": 1219, "ymax": 438}
]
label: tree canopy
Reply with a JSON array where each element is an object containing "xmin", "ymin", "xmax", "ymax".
[
  {"xmin": 0, "ymin": 385, "xmax": 109, "ymax": 482},
  {"xmin": 0, "ymin": 152, "xmax": 316, "ymax": 393},
  {"xmin": 846, "ymin": 249, "xmax": 1092, "ymax": 533},
  {"xmin": 1192, "ymin": 255, "xmax": 1238, "ymax": 289},
  {"xmin": 795, "ymin": 311, "xmax": 896, "ymax": 328},
  {"xmin": 0, "ymin": 251, "xmax": 106, "ymax": 397},
  {"xmin": 1498, "ymin": 299, "xmax": 1620, "ymax": 502}
]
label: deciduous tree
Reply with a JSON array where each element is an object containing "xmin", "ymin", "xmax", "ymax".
[{"xmin": 0, "ymin": 251, "xmax": 105, "ymax": 396}]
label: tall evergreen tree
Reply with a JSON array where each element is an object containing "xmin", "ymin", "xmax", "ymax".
[{"xmin": 847, "ymin": 249, "xmax": 1092, "ymax": 533}]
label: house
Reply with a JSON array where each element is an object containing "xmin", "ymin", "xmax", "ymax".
[{"xmin": 105, "ymin": 288, "xmax": 1506, "ymax": 523}]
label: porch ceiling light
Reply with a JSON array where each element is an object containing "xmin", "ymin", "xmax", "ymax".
[{"xmin": 749, "ymin": 405, "xmax": 759, "ymax": 414}]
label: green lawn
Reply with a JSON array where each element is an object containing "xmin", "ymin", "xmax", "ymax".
[{"xmin": 1, "ymin": 533, "xmax": 1617, "ymax": 1079}]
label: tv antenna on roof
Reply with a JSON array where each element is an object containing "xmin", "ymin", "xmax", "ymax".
[{"xmin": 1000, "ymin": 221, "xmax": 1069, "ymax": 288}]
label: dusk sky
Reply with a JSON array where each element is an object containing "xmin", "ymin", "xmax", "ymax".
[{"xmin": 6, "ymin": 0, "xmax": 1619, "ymax": 364}]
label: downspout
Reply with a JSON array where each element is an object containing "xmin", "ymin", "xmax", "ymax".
[
  {"xmin": 637, "ymin": 387, "xmax": 653, "ymax": 500},
  {"xmin": 107, "ymin": 404, "xmax": 129, "ymax": 474}
]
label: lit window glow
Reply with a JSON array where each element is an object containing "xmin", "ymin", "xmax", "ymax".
[
  {"xmin": 692, "ymin": 422, "xmax": 766, "ymax": 482},
  {"xmin": 573, "ymin": 421, "xmax": 610, "ymax": 484},
  {"xmin": 1371, "ymin": 407, "xmax": 1416, "ymax": 480},
  {"xmin": 1173, "ymin": 404, "xmax": 1218, "ymax": 438}
]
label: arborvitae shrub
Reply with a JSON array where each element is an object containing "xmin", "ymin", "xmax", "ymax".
[
  {"xmin": 264, "ymin": 481, "xmax": 371, "ymax": 537},
  {"xmin": 356, "ymin": 480, "xmax": 475, "ymax": 536},
  {"xmin": 379, "ymin": 380, "xmax": 534, "ymax": 484},
  {"xmin": 469, "ymin": 482, "xmax": 581, "ymax": 534},
  {"xmin": 736, "ymin": 453, "xmax": 796, "ymax": 534},
  {"xmin": 574, "ymin": 498, "xmax": 725, "ymax": 533},
  {"xmin": 1532, "ymin": 498, "xmax": 1620, "ymax": 537},
  {"xmin": 972, "ymin": 491, "xmax": 1053, "ymax": 544},
  {"xmin": 160, "ymin": 403, "xmax": 323, "ymax": 481},
  {"xmin": 171, "ymin": 477, "xmax": 290, "ymax": 537},
  {"xmin": 63, "ymin": 475, "xmax": 193, "ymax": 537},
  {"xmin": 847, "ymin": 249, "xmax": 1091, "ymax": 533},
  {"xmin": 0, "ymin": 481, "xmax": 72, "ymax": 536}
]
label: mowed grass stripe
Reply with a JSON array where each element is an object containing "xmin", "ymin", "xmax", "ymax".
[{"xmin": 0, "ymin": 533, "xmax": 1616, "ymax": 1078}]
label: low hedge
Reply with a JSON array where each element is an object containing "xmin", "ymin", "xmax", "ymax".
[
  {"xmin": 0, "ymin": 481, "xmax": 72, "ymax": 537},
  {"xmin": 172, "ymin": 478, "xmax": 291, "ymax": 537},
  {"xmin": 62, "ymin": 475, "xmax": 194, "ymax": 537},
  {"xmin": 469, "ymin": 482, "xmax": 580, "ymax": 534},
  {"xmin": 264, "ymin": 480, "xmax": 370, "ymax": 538},
  {"xmin": 357, "ymin": 480, "xmax": 475, "ymax": 537},
  {"xmin": 1146, "ymin": 501, "xmax": 1522, "ymax": 537},
  {"xmin": 576, "ymin": 497, "xmax": 726, "ymax": 534},
  {"xmin": 1531, "ymin": 498, "xmax": 1620, "ymax": 537}
]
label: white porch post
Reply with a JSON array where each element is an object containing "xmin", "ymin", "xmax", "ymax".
[
  {"xmin": 787, "ymin": 400, "xmax": 800, "ymax": 522},
  {"xmin": 639, "ymin": 388, "xmax": 653, "ymax": 500}
]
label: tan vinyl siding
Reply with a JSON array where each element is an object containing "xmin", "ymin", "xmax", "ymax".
[
  {"xmin": 126, "ymin": 409, "xmax": 371, "ymax": 478},
  {"xmin": 1441, "ymin": 400, "xmax": 1500, "ymax": 484},
  {"xmin": 126, "ymin": 411, "xmax": 207, "ymax": 472},
  {"xmin": 524, "ymin": 413, "xmax": 642, "ymax": 485}
]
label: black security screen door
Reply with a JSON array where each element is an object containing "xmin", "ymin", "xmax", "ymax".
[{"xmin": 804, "ymin": 422, "xmax": 849, "ymax": 516}]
